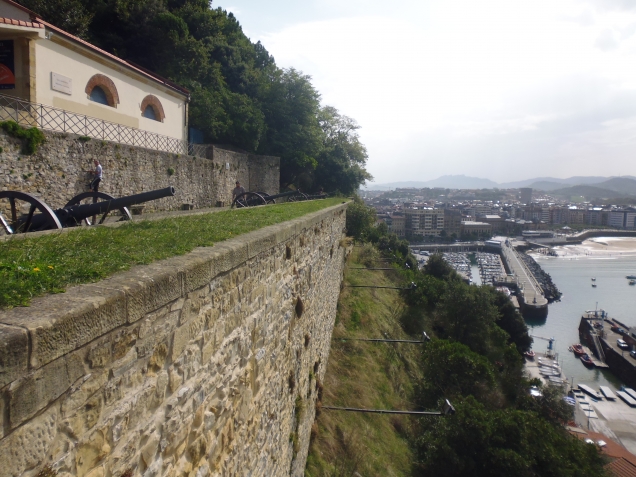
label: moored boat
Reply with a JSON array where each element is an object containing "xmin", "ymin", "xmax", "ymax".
[
  {"xmin": 524, "ymin": 350, "xmax": 535, "ymax": 360},
  {"xmin": 627, "ymin": 275, "xmax": 636, "ymax": 279},
  {"xmin": 580, "ymin": 354, "xmax": 594, "ymax": 366},
  {"xmin": 569, "ymin": 344, "xmax": 585, "ymax": 356},
  {"xmin": 630, "ymin": 280, "xmax": 636, "ymax": 286},
  {"xmin": 592, "ymin": 283, "xmax": 597, "ymax": 287}
]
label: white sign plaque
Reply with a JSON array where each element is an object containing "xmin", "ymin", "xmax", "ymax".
[{"xmin": 51, "ymin": 72, "xmax": 72, "ymax": 95}]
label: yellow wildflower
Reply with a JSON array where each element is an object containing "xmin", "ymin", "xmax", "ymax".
[
  {"xmin": 47, "ymin": 265, "xmax": 54, "ymax": 269},
  {"xmin": 33, "ymin": 267, "xmax": 40, "ymax": 272}
]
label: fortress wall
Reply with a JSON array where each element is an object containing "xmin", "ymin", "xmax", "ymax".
[
  {"xmin": 0, "ymin": 130, "xmax": 280, "ymax": 211},
  {"xmin": 0, "ymin": 203, "xmax": 348, "ymax": 477}
]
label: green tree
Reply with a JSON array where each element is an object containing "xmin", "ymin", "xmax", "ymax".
[
  {"xmin": 17, "ymin": 0, "xmax": 93, "ymax": 37},
  {"xmin": 313, "ymin": 106, "xmax": 372, "ymax": 194},
  {"xmin": 345, "ymin": 196, "xmax": 376, "ymax": 241},
  {"xmin": 415, "ymin": 397, "xmax": 608, "ymax": 477}
]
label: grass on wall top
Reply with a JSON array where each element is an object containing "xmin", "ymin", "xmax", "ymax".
[{"xmin": 0, "ymin": 199, "xmax": 343, "ymax": 309}]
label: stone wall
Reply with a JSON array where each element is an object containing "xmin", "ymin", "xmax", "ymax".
[
  {"xmin": 0, "ymin": 130, "xmax": 279, "ymax": 212},
  {"xmin": 0, "ymin": 203, "xmax": 348, "ymax": 477}
]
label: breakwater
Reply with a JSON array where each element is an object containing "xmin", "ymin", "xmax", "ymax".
[{"xmin": 517, "ymin": 253, "xmax": 562, "ymax": 302}]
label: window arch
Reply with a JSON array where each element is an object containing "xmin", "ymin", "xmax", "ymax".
[
  {"xmin": 140, "ymin": 95, "xmax": 165, "ymax": 122},
  {"xmin": 85, "ymin": 74, "xmax": 119, "ymax": 107}
]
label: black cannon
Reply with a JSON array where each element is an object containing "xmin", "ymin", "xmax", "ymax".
[
  {"xmin": 0, "ymin": 186, "xmax": 175, "ymax": 234},
  {"xmin": 232, "ymin": 189, "xmax": 326, "ymax": 208}
]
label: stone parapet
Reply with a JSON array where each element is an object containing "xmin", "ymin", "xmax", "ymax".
[
  {"xmin": 0, "ymin": 130, "xmax": 280, "ymax": 213},
  {"xmin": 0, "ymin": 203, "xmax": 348, "ymax": 477}
]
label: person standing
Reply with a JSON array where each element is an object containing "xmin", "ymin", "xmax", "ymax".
[
  {"xmin": 89, "ymin": 160, "xmax": 102, "ymax": 192},
  {"xmin": 232, "ymin": 180, "xmax": 245, "ymax": 201}
]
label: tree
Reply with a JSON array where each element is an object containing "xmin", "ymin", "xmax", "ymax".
[
  {"xmin": 18, "ymin": 0, "xmax": 93, "ymax": 37},
  {"xmin": 313, "ymin": 106, "xmax": 372, "ymax": 194},
  {"xmin": 345, "ymin": 196, "xmax": 376, "ymax": 241},
  {"xmin": 414, "ymin": 397, "xmax": 608, "ymax": 477}
]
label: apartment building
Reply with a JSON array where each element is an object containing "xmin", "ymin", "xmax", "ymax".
[{"xmin": 404, "ymin": 208, "xmax": 445, "ymax": 237}]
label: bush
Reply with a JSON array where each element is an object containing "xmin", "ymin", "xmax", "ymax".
[{"xmin": 0, "ymin": 120, "xmax": 45, "ymax": 154}]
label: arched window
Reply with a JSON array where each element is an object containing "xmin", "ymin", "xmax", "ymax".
[
  {"xmin": 90, "ymin": 86, "xmax": 109, "ymax": 105},
  {"xmin": 142, "ymin": 105, "xmax": 157, "ymax": 120},
  {"xmin": 85, "ymin": 74, "xmax": 119, "ymax": 108},
  {"xmin": 140, "ymin": 95, "xmax": 165, "ymax": 122}
]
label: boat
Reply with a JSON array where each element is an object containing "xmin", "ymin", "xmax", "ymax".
[
  {"xmin": 524, "ymin": 350, "xmax": 535, "ymax": 359},
  {"xmin": 569, "ymin": 344, "xmax": 585, "ymax": 356},
  {"xmin": 578, "ymin": 384, "xmax": 603, "ymax": 399},
  {"xmin": 626, "ymin": 275, "xmax": 636, "ymax": 279},
  {"xmin": 580, "ymin": 354, "xmax": 594, "ymax": 366},
  {"xmin": 591, "ymin": 277, "xmax": 596, "ymax": 281},
  {"xmin": 630, "ymin": 280, "xmax": 636, "ymax": 285},
  {"xmin": 592, "ymin": 283, "xmax": 597, "ymax": 287}
]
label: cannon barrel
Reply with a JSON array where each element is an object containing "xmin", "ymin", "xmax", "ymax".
[{"xmin": 55, "ymin": 186, "xmax": 175, "ymax": 226}]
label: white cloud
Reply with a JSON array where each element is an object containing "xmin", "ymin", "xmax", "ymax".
[{"xmin": 254, "ymin": 0, "xmax": 636, "ymax": 183}]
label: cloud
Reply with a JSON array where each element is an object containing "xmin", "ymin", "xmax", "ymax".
[
  {"xmin": 595, "ymin": 28, "xmax": 619, "ymax": 50},
  {"xmin": 255, "ymin": 0, "xmax": 636, "ymax": 182}
]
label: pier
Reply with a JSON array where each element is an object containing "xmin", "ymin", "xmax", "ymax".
[{"xmin": 500, "ymin": 241, "xmax": 548, "ymax": 317}]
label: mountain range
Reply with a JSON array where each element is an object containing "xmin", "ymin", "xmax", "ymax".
[{"xmin": 364, "ymin": 175, "xmax": 636, "ymax": 198}]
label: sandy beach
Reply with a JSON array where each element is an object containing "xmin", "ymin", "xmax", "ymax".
[{"xmin": 550, "ymin": 237, "xmax": 636, "ymax": 258}]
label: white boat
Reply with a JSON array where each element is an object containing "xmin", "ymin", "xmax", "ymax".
[
  {"xmin": 630, "ymin": 280, "xmax": 636, "ymax": 286},
  {"xmin": 591, "ymin": 277, "xmax": 596, "ymax": 281},
  {"xmin": 592, "ymin": 283, "xmax": 597, "ymax": 287}
]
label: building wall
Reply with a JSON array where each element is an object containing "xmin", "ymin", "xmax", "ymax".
[
  {"xmin": 0, "ymin": 203, "xmax": 349, "ymax": 477},
  {"xmin": 0, "ymin": 129, "xmax": 279, "ymax": 213},
  {"xmin": 33, "ymin": 36, "xmax": 187, "ymax": 141}
]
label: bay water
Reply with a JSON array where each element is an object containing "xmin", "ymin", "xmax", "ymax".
[{"xmin": 529, "ymin": 242, "xmax": 636, "ymax": 391}]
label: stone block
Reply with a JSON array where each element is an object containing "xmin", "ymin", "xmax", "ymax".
[
  {"xmin": 75, "ymin": 428, "xmax": 111, "ymax": 477},
  {"xmin": 61, "ymin": 370, "xmax": 108, "ymax": 416},
  {"xmin": 9, "ymin": 352, "xmax": 85, "ymax": 428},
  {"xmin": 208, "ymin": 240, "xmax": 249, "ymax": 276},
  {"xmin": 0, "ymin": 324, "xmax": 29, "ymax": 389},
  {"xmin": 246, "ymin": 228, "xmax": 278, "ymax": 260},
  {"xmin": 171, "ymin": 313, "xmax": 207, "ymax": 362},
  {"xmin": 0, "ymin": 405, "xmax": 58, "ymax": 477},
  {"xmin": 180, "ymin": 249, "xmax": 214, "ymax": 294},
  {"xmin": 0, "ymin": 285, "xmax": 126, "ymax": 369}
]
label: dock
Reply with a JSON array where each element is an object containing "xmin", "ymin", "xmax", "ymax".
[
  {"xmin": 500, "ymin": 241, "xmax": 548, "ymax": 317},
  {"xmin": 580, "ymin": 344, "xmax": 610, "ymax": 368},
  {"xmin": 625, "ymin": 388, "xmax": 636, "ymax": 401},
  {"xmin": 616, "ymin": 391, "xmax": 636, "ymax": 407},
  {"xmin": 578, "ymin": 384, "xmax": 604, "ymax": 400},
  {"xmin": 599, "ymin": 386, "xmax": 617, "ymax": 400}
]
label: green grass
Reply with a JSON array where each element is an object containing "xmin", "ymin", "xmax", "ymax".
[
  {"xmin": 0, "ymin": 199, "xmax": 343, "ymax": 308},
  {"xmin": 305, "ymin": 245, "xmax": 423, "ymax": 477}
]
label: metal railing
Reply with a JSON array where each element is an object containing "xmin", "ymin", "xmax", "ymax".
[{"xmin": 0, "ymin": 93, "xmax": 209, "ymax": 157}]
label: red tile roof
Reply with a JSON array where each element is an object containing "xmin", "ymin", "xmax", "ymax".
[
  {"xmin": 607, "ymin": 458, "xmax": 636, "ymax": 477},
  {"xmin": 0, "ymin": 16, "xmax": 43, "ymax": 28}
]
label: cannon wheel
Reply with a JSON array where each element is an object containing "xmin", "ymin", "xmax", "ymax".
[
  {"xmin": 256, "ymin": 192, "xmax": 276, "ymax": 204},
  {"xmin": 232, "ymin": 192, "xmax": 268, "ymax": 208},
  {"xmin": 0, "ymin": 190, "xmax": 62, "ymax": 234},
  {"xmin": 65, "ymin": 191, "xmax": 133, "ymax": 226},
  {"xmin": 287, "ymin": 192, "xmax": 309, "ymax": 202}
]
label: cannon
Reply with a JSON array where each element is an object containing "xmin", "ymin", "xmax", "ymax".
[
  {"xmin": 232, "ymin": 189, "xmax": 326, "ymax": 208},
  {"xmin": 0, "ymin": 186, "xmax": 175, "ymax": 234}
]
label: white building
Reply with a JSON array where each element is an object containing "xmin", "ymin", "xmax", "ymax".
[{"xmin": 0, "ymin": 0, "xmax": 189, "ymax": 142}]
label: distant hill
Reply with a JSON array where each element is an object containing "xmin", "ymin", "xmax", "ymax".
[
  {"xmin": 594, "ymin": 177, "xmax": 636, "ymax": 196},
  {"xmin": 364, "ymin": 175, "xmax": 497, "ymax": 190},
  {"xmin": 366, "ymin": 175, "xmax": 636, "ymax": 192},
  {"xmin": 550, "ymin": 185, "xmax": 625, "ymax": 200}
]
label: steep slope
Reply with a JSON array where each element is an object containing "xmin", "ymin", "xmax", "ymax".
[{"xmin": 305, "ymin": 246, "xmax": 424, "ymax": 476}]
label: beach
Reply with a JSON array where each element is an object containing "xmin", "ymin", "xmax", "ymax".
[{"xmin": 552, "ymin": 237, "xmax": 636, "ymax": 258}]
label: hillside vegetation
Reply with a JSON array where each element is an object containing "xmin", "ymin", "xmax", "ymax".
[{"xmin": 305, "ymin": 199, "xmax": 609, "ymax": 476}]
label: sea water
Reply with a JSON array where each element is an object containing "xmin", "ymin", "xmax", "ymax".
[{"xmin": 529, "ymin": 243, "xmax": 636, "ymax": 391}]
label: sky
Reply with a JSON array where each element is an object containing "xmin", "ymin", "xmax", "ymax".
[{"xmin": 215, "ymin": 0, "xmax": 636, "ymax": 185}]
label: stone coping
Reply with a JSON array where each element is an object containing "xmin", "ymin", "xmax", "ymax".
[{"xmin": 0, "ymin": 202, "xmax": 348, "ymax": 388}]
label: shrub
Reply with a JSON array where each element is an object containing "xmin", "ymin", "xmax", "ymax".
[{"xmin": 0, "ymin": 120, "xmax": 45, "ymax": 154}]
